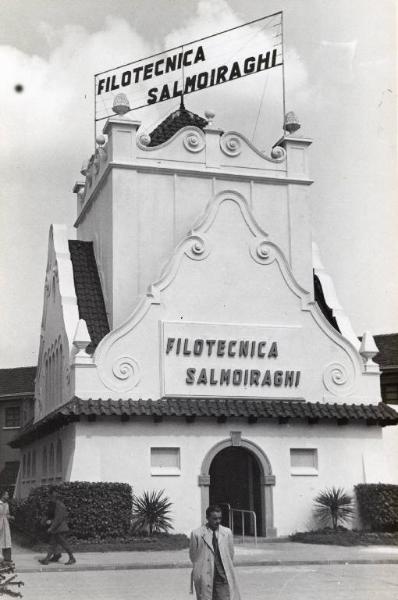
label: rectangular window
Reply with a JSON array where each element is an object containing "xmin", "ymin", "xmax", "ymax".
[
  {"xmin": 150, "ymin": 447, "xmax": 181, "ymax": 476},
  {"xmin": 32, "ymin": 451, "xmax": 36, "ymax": 479},
  {"xmin": 4, "ymin": 407, "xmax": 21, "ymax": 428},
  {"xmin": 290, "ymin": 448, "xmax": 318, "ymax": 476}
]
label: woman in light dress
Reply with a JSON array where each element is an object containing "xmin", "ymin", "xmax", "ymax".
[{"xmin": 0, "ymin": 490, "xmax": 14, "ymax": 565}]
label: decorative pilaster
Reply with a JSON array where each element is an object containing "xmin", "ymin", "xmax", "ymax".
[
  {"xmin": 103, "ymin": 94, "xmax": 141, "ymax": 163},
  {"xmin": 260, "ymin": 474, "xmax": 277, "ymax": 537},
  {"xmin": 279, "ymin": 135, "xmax": 312, "ymax": 178},
  {"xmin": 198, "ymin": 474, "xmax": 211, "ymax": 523},
  {"xmin": 73, "ymin": 181, "xmax": 86, "ymax": 212},
  {"xmin": 103, "ymin": 116, "xmax": 141, "ymax": 163},
  {"xmin": 204, "ymin": 110, "xmax": 222, "ymax": 168}
]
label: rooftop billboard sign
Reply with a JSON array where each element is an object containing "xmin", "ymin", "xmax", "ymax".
[{"xmin": 95, "ymin": 11, "xmax": 283, "ymax": 123}]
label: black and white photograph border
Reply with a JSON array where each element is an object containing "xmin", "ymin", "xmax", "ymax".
[{"xmin": 0, "ymin": 1, "xmax": 397, "ymax": 599}]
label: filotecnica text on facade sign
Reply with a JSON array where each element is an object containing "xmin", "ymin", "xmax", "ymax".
[
  {"xmin": 162, "ymin": 323, "xmax": 303, "ymax": 398},
  {"xmin": 165, "ymin": 336, "xmax": 301, "ymax": 388},
  {"xmin": 95, "ymin": 12, "xmax": 283, "ymax": 122}
]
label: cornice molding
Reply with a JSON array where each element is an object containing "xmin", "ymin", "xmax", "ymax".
[{"xmin": 74, "ymin": 161, "xmax": 313, "ymax": 228}]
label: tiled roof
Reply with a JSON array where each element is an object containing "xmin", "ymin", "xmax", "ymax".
[
  {"xmin": 10, "ymin": 397, "xmax": 398, "ymax": 448},
  {"xmin": 313, "ymin": 272, "xmax": 340, "ymax": 333},
  {"xmin": 148, "ymin": 101, "xmax": 208, "ymax": 147},
  {"xmin": 68, "ymin": 240, "xmax": 110, "ymax": 353},
  {"xmin": 373, "ymin": 334, "xmax": 398, "ymax": 369},
  {"xmin": 0, "ymin": 367, "xmax": 36, "ymax": 397}
]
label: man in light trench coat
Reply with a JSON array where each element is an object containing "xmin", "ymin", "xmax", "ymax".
[{"xmin": 190, "ymin": 505, "xmax": 241, "ymax": 600}]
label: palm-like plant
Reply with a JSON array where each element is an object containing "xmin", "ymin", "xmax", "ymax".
[
  {"xmin": 132, "ymin": 490, "xmax": 174, "ymax": 535},
  {"xmin": 313, "ymin": 487, "xmax": 354, "ymax": 530}
]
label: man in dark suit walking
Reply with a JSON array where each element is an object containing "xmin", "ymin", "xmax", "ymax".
[{"xmin": 38, "ymin": 487, "xmax": 76, "ymax": 565}]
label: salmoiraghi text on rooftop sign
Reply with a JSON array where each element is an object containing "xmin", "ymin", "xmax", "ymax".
[
  {"xmin": 161, "ymin": 322, "xmax": 303, "ymax": 399},
  {"xmin": 95, "ymin": 12, "xmax": 283, "ymax": 121}
]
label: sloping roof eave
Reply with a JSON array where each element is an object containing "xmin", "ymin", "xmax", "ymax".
[{"xmin": 9, "ymin": 397, "xmax": 398, "ymax": 448}]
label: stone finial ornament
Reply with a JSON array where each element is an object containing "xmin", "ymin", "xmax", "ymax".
[
  {"xmin": 359, "ymin": 331, "xmax": 379, "ymax": 371},
  {"xmin": 96, "ymin": 134, "xmax": 106, "ymax": 146},
  {"xmin": 112, "ymin": 93, "xmax": 131, "ymax": 115},
  {"xmin": 73, "ymin": 181, "xmax": 85, "ymax": 207},
  {"xmin": 80, "ymin": 159, "xmax": 89, "ymax": 176},
  {"xmin": 138, "ymin": 133, "xmax": 151, "ymax": 147},
  {"xmin": 73, "ymin": 319, "xmax": 91, "ymax": 361},
  {"xmin": 284, "ymin": 111, "xmax": 301, "ymax": 134},
  {"xmin": 204, "ymin": 109, "xmax": 216, "ymax": 126}
]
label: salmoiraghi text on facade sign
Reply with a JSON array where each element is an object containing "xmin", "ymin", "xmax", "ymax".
[{"xmin": 161, "ymin": 322, "xmax": 303, "ymax": 398}]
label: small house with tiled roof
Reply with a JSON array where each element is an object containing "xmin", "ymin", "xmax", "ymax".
[
  {"xmin": 373, "ymin": 334, "xmax": 398, "ymax": 404},
  {"xmin": 0, "ymin": 366, "xmax": 36, "ymax": 492},
  {"xmin": 11, "ymin": 97, "xmax": 398, "ymax": 535}
]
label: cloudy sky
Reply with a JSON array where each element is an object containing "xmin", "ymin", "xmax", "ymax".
[{"xmin": 0, "ymin": 0, "xmax": 396, "ymax": 368}]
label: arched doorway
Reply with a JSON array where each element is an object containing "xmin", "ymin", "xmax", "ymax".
[
  {"xmin": 209, "ymin": 446, "xmax": 262, "ymax": 535},
  {"xmin": 199, "ymin": 437, "xmax": 276, "ymax": 537}
]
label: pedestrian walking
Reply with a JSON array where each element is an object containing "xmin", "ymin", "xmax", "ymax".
[
  {"xmin": 38, "ymin": 487, "xmax": 76, "ymax": 565},
  {"xmin": 190, "ymin": 504, "xmax": 241, "ymax": 600},
  {"xmin": 0, "ymin": 491, "xmax": 14, "ymax": 566}
]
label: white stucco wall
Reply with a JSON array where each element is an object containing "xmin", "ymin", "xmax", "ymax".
[
  {"xmin": 27, "ymin": 111, "xmax": 396, "ymax": 538},
  {"xmin": 16, "ymin": 424, "xmax": 76, "ymax": 499},
  {"xmin": 73, "ymin": 190, "xmax": 380, "ymax": 405},
  {"xmin": 77, "ymin": 175, "xmax": 114, "ymax": 326},
  {"xmin": 69, "ymin": 418, "xmax": 386, "ymax": 536},
  {"xmin": 78, "ymin": 167, "xmax": 311, "ymax": 330},
  {"xmin": 35, "ymin": 226, "xmax": 79, "ymax": 421},
  {"xmin": 74, "ymin": 119, "xmax": 313, "ymax": 329},
  {"xmin": 381, "ymin": 416, "xmax": 398, "ymax": 484}
]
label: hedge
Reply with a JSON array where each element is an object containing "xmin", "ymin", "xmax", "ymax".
[
  {"xmin": 290, "ymin": 527, "xmax": 398, "ymax": 546},
  {"xmin": 12, "ymin": 482, "xmax": 133, "ymax": 540},
  {"xmin": 355, "ymin": 484, "xmax": 398, "ymax": 532}
]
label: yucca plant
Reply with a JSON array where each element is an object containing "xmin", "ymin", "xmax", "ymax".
[
  {"xmin": 132, "ymin": 490, "xmax": 174, "ymax": 535},
  {"xmin": 313, "ymin": 487, "xmax": 354, "ymax": 530}
]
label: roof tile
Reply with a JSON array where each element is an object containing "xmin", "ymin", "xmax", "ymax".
[
  {"xmin": 148, "ymin": 104, "xmax": 208, "ymax": 147},
  {"xmin": 373, "ymin": 333, "xmax": 398, "ymax": 369},
  {"xmin": 0, "ymin": 367, "xmax": 36, "ymax": 397},
  {"xmin": 68, "ymin": 240, "xmax": 110, "ymax": 353},
  {"xmin": 10, "ymin": 397, "xmax": 398, "ymax": 448}
]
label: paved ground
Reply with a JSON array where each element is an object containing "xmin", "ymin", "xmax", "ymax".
[
  {"xmin": 15, "ymin": 564, "xmax": 398, "ymax": 600},
  {"xmin": 11, "ymin": 540, "xmax": 398, "ymax": 572}
]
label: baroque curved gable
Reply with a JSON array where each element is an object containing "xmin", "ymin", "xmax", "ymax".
[{"xmin": 70, "ymin": 189, "xmax": 376, "ymax": 405}]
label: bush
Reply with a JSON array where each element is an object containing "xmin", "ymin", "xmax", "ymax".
[
  {"xmin": 12, "ymin": 482, "xmax": 133, "ymax": 540},
  {"xmin": 290, "ymin": 527, "xmax": 398, "ymax": 546},
  {"xmin": 12, "ymin": 527, "xmax": 189, "ymax": 552},
  {"xmin": 132, "ymin": 490, "xmax": 173, "ymax": 535},
  {"xmin": 313, "ymin": 487, "xmax": 354, "ymax": 530},
  {"xmin": 355, "ymin": 484, "xmax": 398, "ymax": 532}
]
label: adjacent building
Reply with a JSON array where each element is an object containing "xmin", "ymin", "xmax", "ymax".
[
  {"xmin": 0, "ymin": 367, "xmax": 36, "ymax": 493},
  {"xmin": 374, "ymin": 334, "xmax": 398, "ymax": 405},
  {"xmin": 10, "ymin": 97, "xmax": 398, "ymax": 536}
]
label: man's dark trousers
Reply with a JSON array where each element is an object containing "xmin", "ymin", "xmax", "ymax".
[
  {"xmin": 212, "ymin": 530, "xmax": 230, "ymax": 600},
  {"xmin": 48, "ymin": 533, "xmax": 73, "ymax": 557}
]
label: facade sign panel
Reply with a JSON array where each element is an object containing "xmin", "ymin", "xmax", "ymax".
[{"xmin": 161, "ymin": 321, "xmax": 303, "ymax": 398}]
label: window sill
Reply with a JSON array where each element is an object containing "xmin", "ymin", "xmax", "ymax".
[
  {"xmin": 291, "ymin": 468, "xmax": 318, "ymax": 476},
  {"xmin": 151, "ymin": 467, "xmax": 181, "ymax": 476}
]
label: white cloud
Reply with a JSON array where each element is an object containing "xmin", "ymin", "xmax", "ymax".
[{"xmin": 0, "ymin": 5, "xmax": 313, "ymax": 366}]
